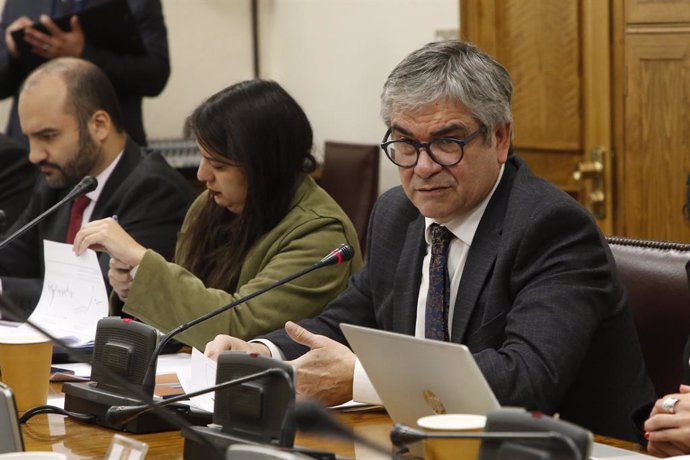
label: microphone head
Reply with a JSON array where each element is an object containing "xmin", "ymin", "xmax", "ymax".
[
  {"xmin": 66, "ymin": 176, "xmax": 98, "ymax": 200},
  {"xmin": 337, "ymin": 243, "xmax": 354, "ymax": 262},
  {"xmin": 390, "ymin": 423, "xmax": 429, "ymax": 447},
  {"xmin": 78, "ymin": 176, "xmax": 98, "ymax": 194},
  {"xmin": 290, "ymin": 400, "xmax": 350, "ymax": 438},
  {"xmin": 319, "ymin": 244, "xmax": 355, "ymax": 267}
]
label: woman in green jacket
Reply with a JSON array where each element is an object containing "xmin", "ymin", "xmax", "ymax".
[{"xmin": 74, "ymin": 80, "xmax": 363, "ymax": 350}]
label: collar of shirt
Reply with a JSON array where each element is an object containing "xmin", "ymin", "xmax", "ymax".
[{"xmin": 81, "ymin": 149, "xmax": 124, "ymax": 223}]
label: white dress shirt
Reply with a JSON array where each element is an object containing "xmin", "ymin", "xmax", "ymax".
[{"xmin": 80, "ymin": 150, "xmax": 124, "ymax": 225}]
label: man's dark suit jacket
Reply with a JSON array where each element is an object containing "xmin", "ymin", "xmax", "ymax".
[
  {"xmin": 0, "ymin": 137, "xmax": 195, "ymax": 317},
  {"xmin": 0, "ymin": 134, "xmax": 36, "ymax": 230},
  {"xmin": 0, "ymin": 0, "xmax": 170, "ymax": 146},
  {"xmin": 264, "ymin": 155, "xmax": 656, "ymax": 442}
]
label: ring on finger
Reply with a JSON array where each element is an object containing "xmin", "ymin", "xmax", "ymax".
[{"xmin": 662, "ymin": 397, "xmax": 680, "ymax": 414}]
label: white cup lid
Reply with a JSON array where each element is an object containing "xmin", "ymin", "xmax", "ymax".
[
  {"xmin": 0, "ymin": 334, "xmax": 50, "ymax": 345},
  {"xmin": 417, "ymin": 414, "xmax": 487, "ymax": 430},
  {"xmin": 0, "ymin": 453, "xmax": 67, "ymax": 459}
]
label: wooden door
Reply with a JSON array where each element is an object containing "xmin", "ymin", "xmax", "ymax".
[
  {"xmin": 617, "ymin": 0, "xmax": 690, "ymax": 240},
  {"xmin": 461, "ymin": 0, "xmax": 614, "ymax": 234}
]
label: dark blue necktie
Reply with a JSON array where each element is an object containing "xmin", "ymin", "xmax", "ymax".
[{"xmin": 425, "ymin": 224, "xmax": 455, "ymax": 341}]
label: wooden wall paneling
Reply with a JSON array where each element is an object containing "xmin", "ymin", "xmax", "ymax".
[
  {"xmin": 460, "ymin": 0, "xmax": 498, "ymax": 55},
  {"xmin": 461, "ymin": 0, "xmax": 584, "ymax": 193},
  {"xmin": 623, "ymin": 33, "xmax": 690, "ymax": 239},
  {"xmin": 498, "ymin": 0, "xmax": 581, "ymax": 151},
  {"xmin": 612, "ymin": 0, "xmax": 627, "ymax": 236},
  {"xmin": 625, "ymin": 0, "xmax": 690, "ymax": 25},
  {"xmin": 582, "ymin": 0, "xmax": 613, "ymax": 233}
]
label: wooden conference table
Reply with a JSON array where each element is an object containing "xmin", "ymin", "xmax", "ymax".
[{"xmin": 20, "ymin": 383, "xmax": 652, "ymax": 459}]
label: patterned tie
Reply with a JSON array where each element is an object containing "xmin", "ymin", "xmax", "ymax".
[
  {"xmin": 66, "ymin": 195, "xmax": 90, "ymax": 244},
  {"xmin": 425, "ymin": 224, "xmax": 455, "ymax": 341}
]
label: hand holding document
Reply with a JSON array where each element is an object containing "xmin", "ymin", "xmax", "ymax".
[{"xmin": 13, "ymin": 240, "xmax": 109, "ymax": 348}]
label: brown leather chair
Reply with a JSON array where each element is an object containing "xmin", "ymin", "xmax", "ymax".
[
  {"xmin": 318, "ymin": 141, "xmax": 380, "ymax": 254},
  {"xmin": 606, "ymin": 236, "xmax": 690, "ymax": 396}
]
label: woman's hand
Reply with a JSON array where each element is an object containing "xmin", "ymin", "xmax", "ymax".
[
  {"xmin": 109, "ymin": 257, "xmax": 133, "ymax": 301},
  {"xmin": 645, "ymin": 385, "xmax": 690, "ymax": 456},
  {"xmin": 73, "ymin": 217, "xmax": 146, "ymax": 267}
]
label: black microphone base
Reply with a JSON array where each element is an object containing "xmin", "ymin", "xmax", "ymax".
[
  {"xmin": 182, "ymin": 426, "xmax": 337, "ymax": 460},
  {"xmin": 63, "ymin": 382, "xmax": 212, "ymax": 434}
]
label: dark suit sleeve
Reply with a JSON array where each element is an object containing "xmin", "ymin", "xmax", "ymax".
[
  {"xmin": 80, "ymin": 0, "xmax": 170, "ymax": 96},
  {"xmin": 470, "ymin": 199, "xmax": 620, "ymax": 414},
  {"xmin": 0, "ymin": 181, "xmax": 51, "ymax": 318},
  {"xmin": 0, "ymin": 1, "xmax": 29, "ymax": 100},
  {"xmin": 0, "ymin": 136, "xmax": 37, "ymax": 229}
]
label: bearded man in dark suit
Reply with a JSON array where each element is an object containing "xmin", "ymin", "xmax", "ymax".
[
  {"xmin": 204, "ymin": 40, "xmax": 656, "ymax": 443},
  {"xmin": 0, "ymin": 57, "xmax": 193, "ymax": 317}
]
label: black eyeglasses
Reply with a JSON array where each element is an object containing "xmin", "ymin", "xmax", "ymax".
[{"xmin": 380, "ymin": 125, "xmax": 487, "ymax": 168}]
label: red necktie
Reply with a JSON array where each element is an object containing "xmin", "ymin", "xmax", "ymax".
[{"xmin": 66, "ymin": 195, "xmax": 91, "ymax": 244}]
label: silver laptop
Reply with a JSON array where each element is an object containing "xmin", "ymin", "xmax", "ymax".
[
  {"xmin": 340, "ymin": 323, "xmax": 655, "ymax": 460},
  {"xmin": 340, "ymin": 323, "xmax": 499, "ymax": 427}
]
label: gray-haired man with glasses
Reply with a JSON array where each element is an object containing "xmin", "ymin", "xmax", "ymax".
[{"xmin": 205, "ymin": 40, "xmax": 655, "ymax": 443}]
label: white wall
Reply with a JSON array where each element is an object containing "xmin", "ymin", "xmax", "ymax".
[
  {"xmin": 258, "ymin": 0, "xmax": 459, "ymax": 193},
  {"xmin": 143, "ymin": 0, "xmax": 254, "ymax": 138},
  {"xmin": 0, "ymin": 0, "xmax": 459, "ymax": 193}
]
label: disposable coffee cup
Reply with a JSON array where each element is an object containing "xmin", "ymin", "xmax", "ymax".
[
  {"xmin": 0, "ymin": 334, "xmax": 52, "ymax": 413},
  {"xmin": 417, "ymin": 413, "xmax": 487, "ymax": 460}
]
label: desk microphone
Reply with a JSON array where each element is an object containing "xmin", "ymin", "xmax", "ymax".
[
  {"xmin": 0, "ymin": 295, "xmax": 226, "ymax": 460},
  {"xmin": 62, "ymin": 243, "xmax": 352, "ymax": 434},
  {"xmin": 105, "ymin": 366, "xmax": 292, "ymax": 427},
  {"xmin": 390, "ymin": 408, "xmax": 590, "ymax": 460},
  {"xmin": 141, "ymin": 243, "xmax": 355, "ymax": 389},
  {"xmin": 0, "ymin": 176, "xmax": 97, "ymax": 251}
]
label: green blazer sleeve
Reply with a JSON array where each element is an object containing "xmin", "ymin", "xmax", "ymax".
[{"xmin": 121, "ymin": 176, "xmax": 363, "ymax": 350}]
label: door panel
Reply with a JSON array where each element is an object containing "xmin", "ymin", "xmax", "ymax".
[
  {"xmin": 623, "ymin": 33, "xmax": 690, "ymax": 239},
  {"xmin": 461, "ymin": 0, "xmax": 613, "ymax": 232},
  {"xmin": 625, "ymin": 0, "xmax": 690, "ymax": 24}
]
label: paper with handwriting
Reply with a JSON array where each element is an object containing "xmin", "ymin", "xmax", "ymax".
[{"xmin": 15, "ymin": 240, "xmax": 108, "ymax": 347}]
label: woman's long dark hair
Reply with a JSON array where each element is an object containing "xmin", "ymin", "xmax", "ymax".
[{"xmin": 177, "ymin": 80, "xmax": 316, "ymax": 292}]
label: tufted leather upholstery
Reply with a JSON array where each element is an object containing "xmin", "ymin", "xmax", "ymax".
[
  {"xmin": 607, "ymin": 236, "xmax": 690, "ymax": 396},
  {"xmin": 318, "ymin": 141, "xmax": 380, "ymax": 254}
]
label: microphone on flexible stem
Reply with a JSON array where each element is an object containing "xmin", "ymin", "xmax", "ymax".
[
  {"xmin": 105, "ymin": 367, "xmax": 292, "ymax": 427},
  {"xmin": 140, "ymin": 243, "xmax": 355, "ymax": 392},
  {"xmin": 291, "ymin": 400, "xmax": 403, "ymax": 459},
  {"xmin": 0, "ymin": 176, "xmax": 97, "ymax": 251},
  {"xmin": 0, "ymin": 295, "xmax": 226, "ymax": 460},
  {"xmin": 61, "ymin": 243, "xmax": 354, "ymax": 435},
  {"xmin": 390, "ymin": 408, "xmax": 590, "ymax": 460}
]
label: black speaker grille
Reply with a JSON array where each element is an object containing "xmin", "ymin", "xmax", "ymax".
[{"xmin": 91, "ymin": 318, "xmax": 157, "ymax": 389}]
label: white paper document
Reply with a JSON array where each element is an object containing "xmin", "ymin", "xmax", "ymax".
[
  {"xmin": 177, "ymin": 348, "xmax": 216, "ymax": 412},
  {"xmin": 16, "ymin": 240, "xmax": 109, "ymax": 347}
]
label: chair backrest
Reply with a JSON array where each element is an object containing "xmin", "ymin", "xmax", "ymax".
[
  {"xmin": 318, "ymin": 141, "xmax": 380, "ymax": 253},
  {"xmin": 606, "ymin": 236, "xmax": 690, "ymax": 396}
]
